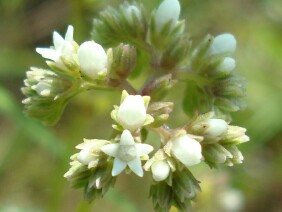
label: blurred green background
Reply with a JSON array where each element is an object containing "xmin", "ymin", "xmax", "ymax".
[{"xmin": 0, "ymin": 0, "xmax": 282, "ymax": 211}]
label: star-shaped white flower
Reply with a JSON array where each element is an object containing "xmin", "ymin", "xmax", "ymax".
[
  {"xmin": 36, "ymin": 25, "xmax": 75, "ymax": 64},
  {"xmin": 101, "ymin": 130, "xmax": 153, "ymax": 177}
]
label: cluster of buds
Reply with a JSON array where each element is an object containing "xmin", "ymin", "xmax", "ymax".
[
  {"xmin": 21, "ymin": 67, "xmax": 80, "ymax": 125},
  {"xmin": 187, "ymin": 33, "xmax": 246, "ymax": 117},
  {"xmin": 187, "ymin": 112, "xmax": 249, "ymax": 168},
  {"xmin": 22, "ymin": 0, "xmax": 250, "ymax": 211}
]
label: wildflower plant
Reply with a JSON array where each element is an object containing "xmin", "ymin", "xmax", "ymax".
[{"xmin": 22, "ymin": 0, "xmax": 250, "ymax": 211}]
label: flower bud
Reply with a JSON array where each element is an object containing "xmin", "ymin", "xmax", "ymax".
[
  {"xmin": 203, "ymin": 119, "xmax": 228, "ymax": 138},
  {"xmin": 207, "ymin": 33, "xmax": 236, "ymax": 56},
  {"xmin": 142, "ymin": 74, "xmax": 176, "ymax": 101},
  {"xmin": 76, "ymin": 139, "xmax": 109, "ymax": 168},
  {"xmin": 217, "ymin": 57, "xmax": 236, "ymax": 74},
  {"xmin": 155, "ymin": 0, "xmax": 181, "ymax": 29},
  {"xmin": 125, "ymin": 5, "xmax": 141, "ymax": 23},
  {"xmin": 78, "ymin": 41, "xmax": 107, "ymax": 79},
  {"xmin": 107, "ymin": 44, "xmax": 136, "ymax": 84},
  {"xmin": 147, "ymin": 102, "xmax": 173, "ymax": 127},
  {"xmin": 151, "ymin": 160, "xmax": 170, "ymax": 181},
  {"xmin": 171, "ymin": 135, "xmax": 202, "ymax": 167},
  {"xmin": 116, "ymin": 95, "xmax": 147, "ymax": 131}
]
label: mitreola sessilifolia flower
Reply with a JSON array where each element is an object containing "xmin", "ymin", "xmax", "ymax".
[
  {"xmin": 101, "ymin": 130, "xmax": 153, "ymax": 177},
  {"xmin": 36, "ymin": 25, "xmax": 76, "ymax": 69}
]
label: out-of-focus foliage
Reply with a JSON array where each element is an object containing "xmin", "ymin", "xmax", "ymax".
[{"xmin": 0, "ymin": 0, "xmax": 281, "ymax": 211}]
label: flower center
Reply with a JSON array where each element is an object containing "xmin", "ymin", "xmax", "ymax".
[{"xmin": 117, "ymin": 145, "xmax": 137, "ymax": 162}]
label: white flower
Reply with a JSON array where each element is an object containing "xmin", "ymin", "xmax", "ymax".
[
  {"xmin": 76, "ymin": 139, "xmax": 109, "ymax": 169},
  {"xmin": 207, "ymin": 33, "xmax": 237, "ymax": 56},
  {"xmin": 77, "ymin": 41, "xmax": 108, "ymax": 80},
  {"xmin": 36, "ymin": 25, "xmax": 75, "ymax": 64},
  {"xmin": 171, "ymin": 134, "xmax": 202, "ymax": 167},
  {"xmin": 113, "ymin": 90, "xmax": 154, "ymax": 132},
  {"xmin": 155, "ymin": 0, "xmax": 181, "ymax": 30},
  {"xmin": 151, "ymin": 160, "xmax": 170, "ymax": 181},
  {"xmin": 101, "ymin": 130, "xmax": 153, "ymax": 177},
  {"xmin": 203, "ymin": 119, "xmax": 228, "ymax": 138},
  {"xmin": 217, "ymin": 57, "xmax": 236, "ymax": 74}
]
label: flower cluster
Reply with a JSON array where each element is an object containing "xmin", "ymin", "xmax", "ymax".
[
  {"xmin": 186, "ymin": 33, "xmax": 246, "ymax": 118},
  {"xmin": 22, "ymin": 0, "xmax": 250, "ymax": 211},
  {"xmin": 22, "ymin": 25, "xmax": 123, "ymax": 125},
  {"xmin": 21, "ymin": 67, "xmax": 80, "ymax": 125}
]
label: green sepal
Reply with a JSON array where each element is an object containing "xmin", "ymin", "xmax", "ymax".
[
  {"xmin": 182, "ymin": 81, "xmax": 211, "ymax": 117},
  {"xmin": 148, "ymin": 13, "xmax": 185, "ymax": 51},
  {"xmin": 84, "ymin": 162, "xmax": 116, "ymax": 202},
  {"xmin": 149, "ymin": 168, "xmax": 201, "ymax": 212}
]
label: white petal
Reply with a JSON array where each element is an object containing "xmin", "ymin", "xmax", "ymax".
[
  {"xmin": 112, "ymin": 158, "xmax": 127, "ymax": 176},
  {"xmin": 36, "ymin": 48, "xmax": 60, "ymax": 61},
  {"xmin": 128, "ymin": 158, "xmax": 143, "ymax": 177},
  {"xmin": 136, "ymin": 143, "xmax": 154, "ymax": 156},
  {"xmin": 61, "ymin": 42, "xmax": 75, "ymax": 58},
  {"xmin": 65, "ymin": 25, "xmax": 74, "ymax": 42},
  {"xmin": 53, "ymin": 31, "xmax": 65, "ymax": 50},
  {"xmin": 151, "ymin": 160, "xmax": 170, "ymax": 181},
  {"xmin": 101, "ymin": 143, "xmax": 119, "ymax": 157},
  {"xmin": 120, "ymin": 130, "xmax": 135, "ymax": 145},
  {"xmin": 117, "ymin": 95, "xmax": 147, "ymax": 131}
]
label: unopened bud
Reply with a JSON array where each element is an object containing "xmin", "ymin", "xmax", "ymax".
[
  {"xmin": 147, "ymin": 102, "xmax": 174, "ymax": 127},
  {"xmin": 125, "ymin": 5, "xmax": 141, "ymax": 23},
  {"xmin": 155, "ymin": 0, "xmax": 181, "ymax": 30},
  {"xmin": 107, "ymin": 44, "xmax": 136, "ymax": 84},
  {"xmin": 142, "ymin": 74, "xmax": 176, "ymax": 100},
  {"xmin": 151, "ymin": 160, "xmax": 170, "ymax": 181},
  {"xmin": 116, "ymin": 95, "xmax": 147, "ymax": 131},
  {"xmin": 203, "ymin": 119, "xmax": 228, "ymax": 138},
  {"xmin": 171, "ymin": 134, "xmax": 202, "ymax": 167},
  {"xmin": 207, "ymin": 33, "xmax": 236, "ymax": 56},
  {"xmin": 78, "ymin": 41, "xmax": 107, "ymax": 80}
]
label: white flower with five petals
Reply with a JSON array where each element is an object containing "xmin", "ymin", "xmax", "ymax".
[
  {"xmin": 36, "ymin": 25, "xmax": 75, "ymax": 67},
  {"xmin": 101, "ymin": 130, "xmax": 153, "ymax": 177}
]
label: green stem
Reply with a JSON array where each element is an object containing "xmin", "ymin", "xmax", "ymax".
[
  {"xmin": 176, "ymin": 71, "xmax": 210, "ymax": 87},
  {"xmin": 119, "ymin": 80, "xmax": 137, "ymax": 94}
]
